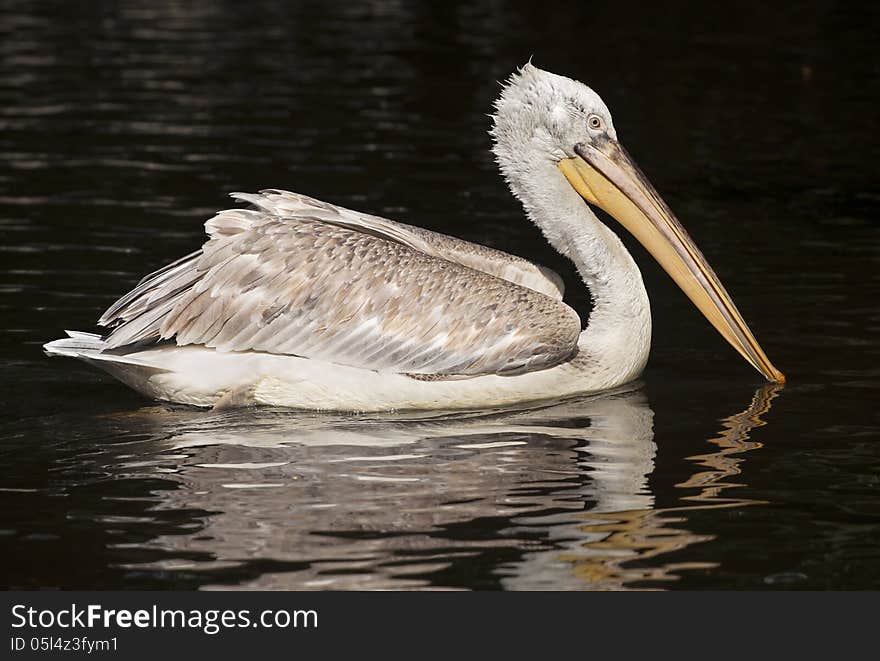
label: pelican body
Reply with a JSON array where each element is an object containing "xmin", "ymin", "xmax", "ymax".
[{"xmin": 45, "ymin": 65, "xmax": 783, "ymax": 411}]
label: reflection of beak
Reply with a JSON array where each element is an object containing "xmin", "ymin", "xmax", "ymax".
[{"xmin": 559, "ymin": 137, "xmax": 784, "ymax": 383}]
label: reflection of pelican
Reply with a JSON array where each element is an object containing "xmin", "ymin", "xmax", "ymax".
[
  {"xmin": 105, "ymin": 388, "xmax": 657, "ymax": 589},
  {"xmin": 503, "ymin": 384, "xmax": 781, "ymax": 590},
  {"xmin": 92, "ymin": 385, "xmax": 777, "ymax": 589},
  {"xmin": 45, "ymin": 64, "xmax": 782, "ymax": 410}
]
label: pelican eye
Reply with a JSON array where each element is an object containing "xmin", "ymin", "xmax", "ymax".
[{"xmin": 588, "ymin": 115, "xmax": 603, "ymax": 130}]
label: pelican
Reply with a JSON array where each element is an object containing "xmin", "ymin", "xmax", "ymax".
[{"xmin": 44, "ymin": 64, "xmax": 784, "ymax": 411}]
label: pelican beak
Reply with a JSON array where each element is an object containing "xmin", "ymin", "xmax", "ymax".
[{"xmin": 558, "ymin": 137, "xmax": 784, "ymax": 383}]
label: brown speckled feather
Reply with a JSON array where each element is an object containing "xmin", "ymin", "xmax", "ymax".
[{"xmin": 99, "ymin": 190, "xmax": 581, "ymax": 377}]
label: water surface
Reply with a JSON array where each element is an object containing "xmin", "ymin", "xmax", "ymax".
[{"xmin": 1, "ymin": 1, "xmax": 878, "ymax": 589}]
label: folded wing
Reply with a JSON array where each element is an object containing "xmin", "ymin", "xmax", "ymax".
[{"xmin": 99, "ymin": 190, "xmax": 581, "ymax": 377}]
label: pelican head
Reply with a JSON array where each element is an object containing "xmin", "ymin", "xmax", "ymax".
[{"xmin": 491, "ymin": 63, "xmax": 784, "ymax": 384}]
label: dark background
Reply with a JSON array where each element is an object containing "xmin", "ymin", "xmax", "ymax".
[{"xmin": 0, "ymin": 0, "xmax": 877, "ymax": 589}]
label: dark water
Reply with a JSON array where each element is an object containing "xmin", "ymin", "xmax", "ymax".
[{"xmin": 1, "ymin": 1, "xmax": 878, "ymax": 590}]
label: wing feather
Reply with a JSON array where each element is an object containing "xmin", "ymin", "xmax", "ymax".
[
  {"xmin": 232, "ymin": 189, "xmax": 566, "ymax": 300},
  {"xmin": 99, "ymin": 190, "xmax": 581, "ymax": 376}
]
